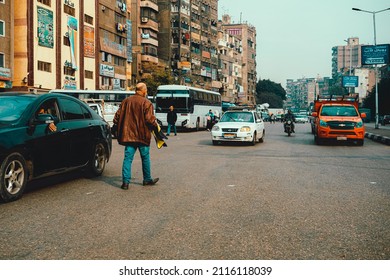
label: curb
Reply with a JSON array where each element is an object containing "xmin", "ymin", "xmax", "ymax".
[{"xmin": 365, "ymin": 133, "xmax": 390, "ymax": 146}]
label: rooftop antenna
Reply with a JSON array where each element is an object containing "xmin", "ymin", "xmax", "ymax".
[{"xmin": 240, "ymin": 12, "xmax": 242, "ymax": 23}]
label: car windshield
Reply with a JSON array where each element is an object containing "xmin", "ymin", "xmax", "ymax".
[
  {"xmin": 220, "ymin": 112, "xmax": 254, "ymax": 123},
  {"xmin": 0, "ymin": 96, "xmax": 34, "ymax": 122},
  {"xmin": 321, "ymin": 105, "xmax": 358, "ymax": 117}
]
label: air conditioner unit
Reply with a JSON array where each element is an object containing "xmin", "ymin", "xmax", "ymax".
[{"xmin": 141, "ymin": 17, "xmax": 148, "ymax": 23}]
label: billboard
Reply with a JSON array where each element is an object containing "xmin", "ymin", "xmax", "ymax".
[
  {"xmin": 361, "ymin": 44, "xmax": 389, "ymax": 65},
  {"xmin": 342, "ymin": 76, "xmax": 359, "ymax": 87}
]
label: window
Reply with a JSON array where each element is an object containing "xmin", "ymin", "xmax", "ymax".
[
  {"xmin": 38, "ymin": 61, "xmax": 52, "ymax": 72},
  {"xmin": 85, "ymin": 14, "xmax": 93, "ymax": 25},
  {"xmin": 114, "ymin": 35, "xmax": 126, "ymax": 46},
  {"xmin": 60, "ymin": 98, "xmax": 86, "ymax": 120},
  {"xmin": 64, "ymin": 67, "xmax": 75, "ymax": 76},
  {"xmin": 114, "ymin": 56, "xmax": 125, "ymax": 66},
  {"xmin": 0, "ymin": 20, "xmax": 4, "ymax": 37},
  {"xmin": 64, "ymin": 4, "xmax": 75, "ymax": 16},
  {"xmin": 38, "ymin": 0, "xmax": 51, "ymax": 6},
  {"xmin": 85, "ymin": 70, "xmax": 93, "ymax": 79},
  {"xmin": 0, "ymin": 53, "xmax": 4, "ymax": 68},
  {"xmin": 63, "ymin": 36, "xmax": 70, "ymax": 46},
  {"xmin": 0, "ymin": 0, "xmax": 4, "ymax": 4}
]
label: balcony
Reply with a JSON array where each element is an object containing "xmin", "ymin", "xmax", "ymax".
[
  {"xmin": 140, "ymin": 0, "xmax": 158, "ymax": 12},
  {"xmin": 141, "ymin": 54, "xmax": 158, "ymax": 64}
]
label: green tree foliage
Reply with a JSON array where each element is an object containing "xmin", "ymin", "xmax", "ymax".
[
  {"xmin": 255, "ymin": 79, "xmax": 286, "ymax": 107},
  {"xmin": 328, "ymin": 85, "xmax": 348, "ymax": 96},
  {"xmin": 142, "ymin": 67, "xmax": 175, "ymax": 97},
  {"xmin": 362, "ymin": 77, "xmax": 390, "ymax": 115}
]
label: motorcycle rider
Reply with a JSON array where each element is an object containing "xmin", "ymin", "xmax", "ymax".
[{"xmin": 284, "ymin": 109, "xmax": 296, "ymax": 133}]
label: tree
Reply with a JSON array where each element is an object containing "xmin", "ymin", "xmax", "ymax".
[
  {"xmin": 255, "ymin": 79, "xmax": 286, "ymax": 107},
  {"xmin": 362, "ymin": 77, "xmax": 390, "ymax": 115},
  {"xmin": 141, "ymin": 65, "xmax": 175, "ymax": 97}
]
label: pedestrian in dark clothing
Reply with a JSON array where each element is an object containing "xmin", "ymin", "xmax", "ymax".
[
  {"xmin": 166, "ymin": 105, "xmax": 177, "ymax": 136},
  {"xmin": 206, "ymin": 109, "xmax": 215, "ymax": 131},
  {"xmin": 113, "ymin": 82, "xmax": 159, "ymax": 190}
]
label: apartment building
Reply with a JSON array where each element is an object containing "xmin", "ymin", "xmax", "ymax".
[
  {"xmin": 0, "ymin": 0, "xmax": 13, "ymax": 89},
  {"xmin": 10, "ymin": 0, "xmax": 99, "ymax": 92},
  {"xmin": 217, "ymin": 15, "xmax": 242, "ymax": 103},
  {"xmin": 332, "ymin": 37, "xmax": 361, "ymax": 78},
  {"xmin": 158, "ymin": 0, "xmax": 219, "ymax": 91},
  {"xmin": 220, "ymin": 14, "xmax": 257, "ymax": 105},
  {"xmin": 99, "ymin": 0, "xmax": 132, "ymax": 90},
  {"xmin": 131, "ymin": 0, "xmax": 159, "ymax": 83}
]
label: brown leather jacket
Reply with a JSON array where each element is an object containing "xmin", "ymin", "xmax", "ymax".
[{"xmin": 113, "ymin": 93, "xmax": 157, "ymax": 146}]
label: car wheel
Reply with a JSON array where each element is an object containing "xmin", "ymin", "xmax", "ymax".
[
  {"xmin": 356, "ymin": 139, "xmax": 364, "ymax": 146},
  {"xmin": 0, "ymin": 153, "xmax": 28, "ymax": 203},
  {"xmin": 88, "ymin": 143, "xmax": 107, "ymax": 177},
  {"xmin": 259, "ymin": 129, "xmax": 265, "ymax": 143},
  {"xmin": 212, "ymin": 140, "xmax": 218, "ymax": 145},
  {"xmin": 251, "ymin": 132, "xmax": 257, "ymax": 146}
]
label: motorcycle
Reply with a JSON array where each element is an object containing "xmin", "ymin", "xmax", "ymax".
[{"xmin": 284, "ymin": 119, "xmax": 294, "ymax": 136}]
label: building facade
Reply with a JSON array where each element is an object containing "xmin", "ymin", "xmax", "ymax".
[
  {"xmin": 0, "ymin": 0, "xmax": 13, "ymax": 89},
  {"xmin": 158, "ymin": 0, "xmax": 219, "ymax": 91},
  {"xmin": 99, "ymin": 0, "xmax": 132, "ymax": 90},
  {"xmin": 131, "ymin": 0, "xmax": 159, "ymax": 83},
  {"xmin": 217, "ymin": 15, "xmax": 242, "ymax": 103},
  {"xmin": 10, "ymin": 0, "xmax": 101, "ymax": 92},
  {"xmin": 220, "ymin": 14, "xmax": 257, "ymax": 105}
]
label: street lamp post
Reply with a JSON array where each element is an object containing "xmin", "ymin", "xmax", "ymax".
[
  {"xmin": 352, "ymin": 7, "xmax": 390, "ymax": 129},
  {"xmin": 344, "ymin": 39, "xmax": 353, "ymax": 94}
]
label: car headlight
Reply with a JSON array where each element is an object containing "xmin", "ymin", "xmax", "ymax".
[
  {"xmin": 240, "ymin": 126, "xmax": 251, "ymax": 132},
  {"xmin": 212, "ymin": 125, "xmax": 220, "ymax": 131},
  {"xmin": 356, "ymin": 120, "xmax": 363, "ymax": 128},
  {"xmin": 319, "ymin": 119, "xmax": 328, "ymax": 127}
]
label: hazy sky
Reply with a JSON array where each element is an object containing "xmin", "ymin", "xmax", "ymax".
[{"xmin": 218, "ymin": 0, "xmax": 390, "ymax": 88}]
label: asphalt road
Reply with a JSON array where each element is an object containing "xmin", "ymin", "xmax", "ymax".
[{"xmin": 0, "ymin": 122, "xmax": 389, "ymax": 260}]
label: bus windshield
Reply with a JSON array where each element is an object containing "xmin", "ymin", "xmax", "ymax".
[{"xmin": 155, "ymin": 90, "xmax": 191, "ymax": 113}]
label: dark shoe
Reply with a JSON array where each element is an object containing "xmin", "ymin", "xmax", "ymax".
[
  {"xmin": 143, "ymin": 178, "xmax": 159, "ymax": 186},
  {"xmin": 174, "ymin": 134, "xmax": 177, "ymax": 136},
  {"xmin": 121, "ymin": 183, "xmax": 129, "ymax": 190},
  {"xmin": 166, "ymin": 134, "xmax": 170, "ymax": 136}
]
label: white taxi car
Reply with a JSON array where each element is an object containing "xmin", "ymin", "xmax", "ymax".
[{"xmin": 211, "ymin": 108, "xmax": 265, "ymax": 145}]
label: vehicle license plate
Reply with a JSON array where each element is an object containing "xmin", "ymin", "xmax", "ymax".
[
  {"xmin": 223, "ymin": 133, "xmax": 235, "ymax": 138},
  {"xmin": 337, "ymin": 136, "xmax": 347, "ymax": 141}
]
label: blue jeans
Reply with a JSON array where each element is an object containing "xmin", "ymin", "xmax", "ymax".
[
  {"xmin": 122, "ymin": 144, "xmax": 152, "ymax": 184},
  {"xmin": 167, "ymin": 124, "xmax": 177, "ymax": 135}
]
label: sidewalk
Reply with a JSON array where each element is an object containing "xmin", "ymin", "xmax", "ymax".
[{"xmin": 364, "ymin": 122, "xmax": 390, "ymax": 145}]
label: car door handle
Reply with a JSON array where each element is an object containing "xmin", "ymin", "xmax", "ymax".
[{"xmin": 61, "ymin": 128, "xmax": 69, "ymax": 133}]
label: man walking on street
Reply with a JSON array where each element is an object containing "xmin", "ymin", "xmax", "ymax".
[
  {"xmin": 166, "ymin": 105, "xmax": 177, "ymax": 136},
  {"xmin": 113, "ymin": 82, "xmax": 159, "ymax": 190}
]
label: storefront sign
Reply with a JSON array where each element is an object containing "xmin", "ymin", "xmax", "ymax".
[{"xmin": 100, "ymin": 64, "xmax": 115, "ymax": 77}]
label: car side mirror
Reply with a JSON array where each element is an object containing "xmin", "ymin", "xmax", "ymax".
[
  {"xmin": 360, "ymin": 112, "xmax": 366, "ymax": 118},
  {"xmin": 36, "ymin": 114, "xmax": 55, "ymax": 124},
  {"xmin": 312, "ymin": 112, "xmax": 318, "ymax": 117}
]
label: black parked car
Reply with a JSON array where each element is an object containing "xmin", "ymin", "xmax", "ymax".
[{"xmin": 0, "ymin": 92, "xmax": 112, "ymax": 202}]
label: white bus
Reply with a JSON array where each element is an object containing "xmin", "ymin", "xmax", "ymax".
[
  {"xmin": 155, "ymin": 85, "xmax": 222, "ymax": 130},
  {"xmin": 49, "ymin": 89, "xmax": 136, "ymax": 105}
]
